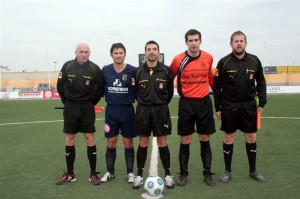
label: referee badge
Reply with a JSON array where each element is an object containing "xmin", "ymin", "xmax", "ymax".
[
  {"xmin": 159, "ymin": 83, "xmax": 164, "ymax": 89},
  {"xmin": 215, "ymin": 69, "xmax": 219, "ymax": 76},
  {"xmin": 250, "ymin": 74, "xmax": 254, "ymax": 80},
  {"xmin": 86, "ymin": 79, "xmax": 90, "ymax": 85}
]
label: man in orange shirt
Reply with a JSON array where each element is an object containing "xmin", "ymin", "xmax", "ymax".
[{"xmin": 170, "ymin": 29, "xmax": 216, "ymax": 186}]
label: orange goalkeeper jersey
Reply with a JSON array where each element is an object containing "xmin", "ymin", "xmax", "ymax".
[{"xmin": 170, "ymin": 50, "xmax": 214, "ymax": 98}]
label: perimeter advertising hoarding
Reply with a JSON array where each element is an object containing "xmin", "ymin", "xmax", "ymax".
[
  {"xmin": 276, "ymin": 66, "xmax": 300, "ymax": 74},
  {"xmin": 0, "ymin": 90, "xmax": 60, "ymax": 99},
  {"xmin": 264, "ymin": 66, "xmax": 276, "ymax": 74}
]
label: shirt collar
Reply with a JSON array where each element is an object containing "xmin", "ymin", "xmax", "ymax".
[
  {"xmin": 143, "ymin": 62, "xmax": 162, "ymax": 71},
  {"xmin": 231, "ymin": 51, "xmax": 248, "ymax": 61}
]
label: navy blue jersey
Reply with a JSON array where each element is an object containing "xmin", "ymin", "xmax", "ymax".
[{"xmin": 102, "ymin": 64, "xmax": 136, "ymax": 105}]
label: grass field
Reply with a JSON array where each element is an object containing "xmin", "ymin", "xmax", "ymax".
[{"xmin": 1, "ymin": 95, "xmax": 300, "ymax": 199}]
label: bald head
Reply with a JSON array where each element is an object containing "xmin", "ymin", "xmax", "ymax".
[{"xmin": 75, "ymin": 43, "xmax": 91, "ymax": 65}]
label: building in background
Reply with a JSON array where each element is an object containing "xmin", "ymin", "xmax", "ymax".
[{"xmin": 0, "ymin": 71, "xmax": 58, "ymax": 92}]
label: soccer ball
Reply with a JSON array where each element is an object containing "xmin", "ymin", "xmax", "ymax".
[{"xmin": 144, "ymin": 176, "xmax": 164, "ymax": 196}]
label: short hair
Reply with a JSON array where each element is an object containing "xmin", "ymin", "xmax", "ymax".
[
  {"xmin": 110, "ymin": 43, "xmax": 126, "ymax": 54},
  {"xmin": 144, "ymin": 40, "xmax": 160, "ymax": 52},
  {"xmin": 185, "ymin": 29, "xmax": 202, "ymax": 41},
  {"xmin": 230, "ymin": 31, "xmax": 247, "ymax": 43}
]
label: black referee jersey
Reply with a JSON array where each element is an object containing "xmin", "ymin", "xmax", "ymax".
[
  {"xmin": 57, "ymin": 59, "xmax": 104, "ymax": 105},
  {"xmin": 213, "ymin": 52, "xmax": 267, "ymax": 112},
  {"xmin": 134, "ymin": 62, "xmax": 174, "ymax": 105}
]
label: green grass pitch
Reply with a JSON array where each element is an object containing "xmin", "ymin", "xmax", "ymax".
[{"xmin": 0, "ymin": 95, "xmax": 300, "ymax": 199}]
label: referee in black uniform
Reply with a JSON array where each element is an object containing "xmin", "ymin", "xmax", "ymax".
[
  {"xmin": 56, "ymin": 43, "xmax": 104, "ymax": 185},
  {"xmin": 132, "ymin": 40, "xmax": 175, "ymax": 189},
  {"xmin": 213, "ymin": 31, "xmax": 267, "ymax": 183}
]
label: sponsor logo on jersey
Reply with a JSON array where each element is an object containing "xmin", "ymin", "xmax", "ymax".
[
  {"xmin": 107, "ymin": 87, "xmax": 129, "ymax": 92},
  {"xmin": 108, "ymin": 79, "xmax": 129, "ymax": 93},
  {"xmin": 113, "ymin": 79, "xmax": 122, "ymax": 86}
]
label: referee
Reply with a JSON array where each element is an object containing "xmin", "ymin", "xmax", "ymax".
[
  {"xmin": 56, "ymin": 43, "xmax": 104, "ymax": 185},
  {"xmin": 213, "ymin": 31, "xmax": 267, "ymax": 183},
  {"xmin": 132, "ymin": 40, "xmax": 175, "ymax": 189}
]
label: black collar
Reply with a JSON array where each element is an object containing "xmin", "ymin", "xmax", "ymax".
[
  {"xmin": 185, "ymin": 50, "xmax": 201, "ymax": 61},
  {"xmin": 231, "ymin": 52, "xmax": 248, "ymax": 61},
  {"xmin": 143, "ymin": 62, "xmax": 162, "ymax": 72}
]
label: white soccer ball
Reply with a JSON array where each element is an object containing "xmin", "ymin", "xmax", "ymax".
[{"xmin": 144, "ymin": 176, "xmax": 164, "ymax": 196}]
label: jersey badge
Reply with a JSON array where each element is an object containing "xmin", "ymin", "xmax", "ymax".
[
  {"xmin": 122, "ymin": 74, "xmax": 128, "ymax": 81},
  {"xmin": 250, "ymin": 74, "xmax": 254, "ymax": 80},
  {"xmin": 131, "ymin": 78, "xmax": 135, "ymax": 85},
  {"xmin": 215, "ymin": 69, "xmax": 219, "ymax": 76},
  {"xmin": 159, "ymin": 83, "xmax": 164, "ymax": 89}
]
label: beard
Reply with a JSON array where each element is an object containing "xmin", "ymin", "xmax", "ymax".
[
  {"xmin": 233, "ymin": 47, "xmax": 245, "ymax": 56},
  {"xmin": 147, "ymin": 55, "xmax": 158, "ymax": 62}
]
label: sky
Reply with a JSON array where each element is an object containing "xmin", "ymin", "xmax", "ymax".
[{"xmin": 1, "ymin": 0, "xmax": 300, "ymax": 72}]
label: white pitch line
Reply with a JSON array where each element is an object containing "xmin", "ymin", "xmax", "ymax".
[
  {"xmin": 0, "ymin": 118, "xmax": 105, "ymax": 126},
  {"xmin": 260, "ymin": 116, "xmax": 300, "ymax": 119},
  {"xmin": 142, "ymin": 137, "xmax": 162, "ymax": 199},
  {"xmin": 172, "ymin": 116, "xmax": 300, "ymax": 120},
  {"xmin": 149, "ymin": 136, "xmax": 159, "ymax": 177},
  {"xmin": 0, "ymin": 116, "xmax": 299, "ymax": 126}
]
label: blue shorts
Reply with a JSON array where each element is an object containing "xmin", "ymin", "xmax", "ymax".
[{"xmin": 104, "ymin": 104, "xmax": 136, "ymax": 138}]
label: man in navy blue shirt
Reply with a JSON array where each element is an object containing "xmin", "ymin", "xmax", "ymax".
[{"xmin": 101, "ymin": 43, "xmax": 136, "ymax": 184}]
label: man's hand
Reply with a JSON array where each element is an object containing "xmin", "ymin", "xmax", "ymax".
[
  {"xmin": 216, "ymin": 111, "xmax": 221, "ymax": 120},
  {"xmin": 257, "ymin": 107, "xmax": 263, "ymax": 114}
]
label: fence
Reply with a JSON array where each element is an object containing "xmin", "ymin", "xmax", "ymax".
[{"xmin": 1, "ymin": 66, "xmax": 300, "ymax": 92}]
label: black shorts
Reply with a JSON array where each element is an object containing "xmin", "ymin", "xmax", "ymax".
[
  {"xmin": 220, "ymin": 99, "xmax": 257, "ymax": 133},
  {"xmin": 63, "ymin": 102, "xmax": 96, "ymax": 134},
  {"xmin": 178, "ymin": 96, "xmax": 216, "ymax": 136},
  {"xmin": 134, "ymin": 104, "xmax": 172, "ymax": 137}
]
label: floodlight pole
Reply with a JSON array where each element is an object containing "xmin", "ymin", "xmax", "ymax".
[
  {"xmin": 54, "ymin": 61, "xmax": 57, "ymax": 71},
  {"xmin": 46, "ymin": 48, "xmax": 51, "ymax": 90}
]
